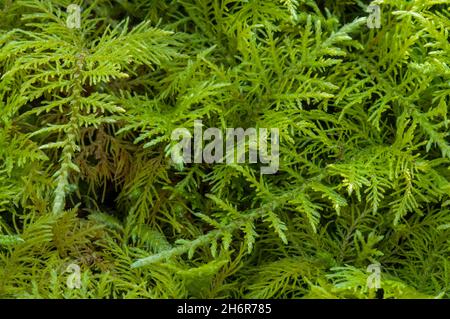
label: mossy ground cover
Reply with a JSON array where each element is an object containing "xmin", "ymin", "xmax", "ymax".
[{"xmin": 0, "ymin": 0, "xmax": 449, "ymax": 298}]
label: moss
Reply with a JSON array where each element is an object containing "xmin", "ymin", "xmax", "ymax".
[{"xmin": 0, "ymin": 0, "xmax": 449, "ymax": 298}]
